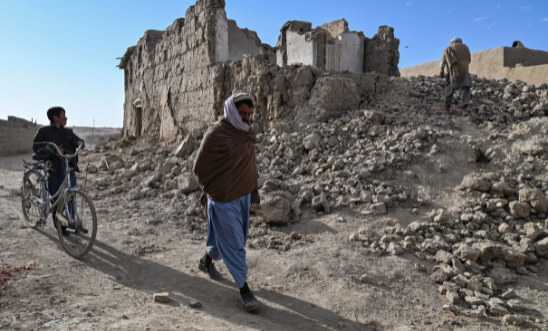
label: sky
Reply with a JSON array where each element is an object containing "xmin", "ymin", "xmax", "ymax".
[{"xmin": 1, "ymin": 0, "xmax": 547, "ymax": 128}]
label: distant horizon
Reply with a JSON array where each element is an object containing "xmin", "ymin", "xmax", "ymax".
[{"xmin": 1, "ymin": 0, "xmax": 547, "ymax": 127}]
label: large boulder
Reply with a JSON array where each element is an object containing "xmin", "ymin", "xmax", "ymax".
[
  {"xmin": 254, "ymin": 194, "xmax": 290, "ymax": 225},
  {"xmin": 460, "ymin": 174, "xmax": 491, "ymax": 192},
  {"xmin": 175, "ymin": 172, "xmax": 200, "ymax": 194},
  {"xmin": 519, "ymin": 188, "xmax": 548, "ymax": 213},
  {"xmin": 509, "ymin": 201, "xmax": 531, "ymax": 219}
]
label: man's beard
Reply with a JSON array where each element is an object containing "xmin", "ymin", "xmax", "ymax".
[{"xmin": 243, "ymin": 119, "xmax": 250, "ymax": 124}]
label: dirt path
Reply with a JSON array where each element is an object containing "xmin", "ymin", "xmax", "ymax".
[{"xmin": 1, "ymin": 112, "xmax": 548, "ymax": 330}]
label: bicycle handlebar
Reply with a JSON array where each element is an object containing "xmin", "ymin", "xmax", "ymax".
[{"xmin": 33, "ymin": 141, "xmax": 84, "ymax": 159}]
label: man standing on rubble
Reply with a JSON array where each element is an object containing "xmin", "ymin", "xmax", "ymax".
[
  {"xmin": 193, "ymin": 92, "xmax": 262, "ymax": 311},
  {"xmin": 440, "ymin": 37, "xmax": 472, "ymax": 115}
]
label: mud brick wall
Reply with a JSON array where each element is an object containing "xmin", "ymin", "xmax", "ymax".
[{"xmin": 0, "ymin": 116, "xmax": 39, "ymax": 156}]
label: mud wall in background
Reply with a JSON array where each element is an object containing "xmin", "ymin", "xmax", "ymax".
[
  {"xmin": 0, "ymin": 116, "xmax": 39, "ymax": 156},
  {"xmin": 401, "ymin": 47, "xmax": 548, "ymax": 86}
]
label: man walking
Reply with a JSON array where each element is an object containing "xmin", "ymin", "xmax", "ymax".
[
  {"xmin": 193, "ymin": 92, "xmax": 262, "ymax": 311},
  {"xmin": 440, "ymin": 37, "xmax": 472, "ymax": 115},
  {"xmin": 33, "ymin": 107, "xmax": 85, "ymax": 234}
]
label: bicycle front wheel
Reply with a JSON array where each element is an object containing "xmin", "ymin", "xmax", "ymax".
[
  {"xmin": 21, "ymin": 170, "xmax": 46, "ymax": 228},
  {"xmin": 56, "ymin": 189, "xmax": 97, "ymax": 259}
]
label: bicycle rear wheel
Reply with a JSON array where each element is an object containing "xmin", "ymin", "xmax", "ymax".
[
  {"xmin": 56, "ymin": 189, "xmax": 97, "ymax": 259},
  {"xmin": 21, "ymin": 170, "xmax": 46, "ymax": 228}
]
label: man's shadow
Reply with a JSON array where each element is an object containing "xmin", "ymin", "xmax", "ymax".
[{"xmin": 36, "ymin": 230, "xmax": 371, "ymax": 331}]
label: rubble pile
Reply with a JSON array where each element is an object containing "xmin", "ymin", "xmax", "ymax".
[{"xmin": 92, "ymin": 72, "xmax": 548, "ymax": 324}]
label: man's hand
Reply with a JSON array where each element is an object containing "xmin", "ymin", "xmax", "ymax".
[
  {"xmin": 57, "ymin": 145, "xmax": 64, "ymax": 157},
  {"xmin": 440, "ymin": 71, "xmax": 444, "ymax": 78},
  {"xmin": 78, "ymin": 140, "xmax": 86, "ymax": 150}
]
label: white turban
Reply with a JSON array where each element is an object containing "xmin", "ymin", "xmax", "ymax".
[
  {"xmin": 223, "ymin": 92, "xmax": 253, "ymax": 131},
  {"xmin": 450, "ymin": 38, "xmax": 462, "ymax": 45}
]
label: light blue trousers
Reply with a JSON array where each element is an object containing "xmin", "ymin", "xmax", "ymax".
[{"xmin": 206, "ymin": 194, "xmax": 250, "ymax": 288}]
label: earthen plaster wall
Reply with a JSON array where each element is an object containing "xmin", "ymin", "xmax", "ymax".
[
  {"xmin": 400, "ymin": 47, "xmax": 548, "ymax": 86},
  {"xmin": 119, "ymin": 0, "xmax": 396, "ymax": 142},
  {"xmin": 0, "ymin": 116, "xmax": 39, "ymax": 156}
]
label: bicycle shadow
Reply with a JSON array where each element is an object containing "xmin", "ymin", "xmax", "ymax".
[{"xmin": 35, "ymin": 231, "xmax": 371, "ymax": 330}]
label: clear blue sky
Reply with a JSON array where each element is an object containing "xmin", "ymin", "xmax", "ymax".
[{"xmin": 1, "ymin": 0, "xmax": 547, "ymax": 128}]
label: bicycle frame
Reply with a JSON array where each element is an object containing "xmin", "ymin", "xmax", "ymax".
[{"xmin": 27, "ymin": 142, "xmax": 84, "ymax": 226}]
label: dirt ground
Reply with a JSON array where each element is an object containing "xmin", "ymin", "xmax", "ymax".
[{"xmin": 1, "ymin": 113, "xmax": 548, "ymax": 331}]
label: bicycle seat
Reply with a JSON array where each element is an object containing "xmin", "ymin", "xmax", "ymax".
[{"xmin": 32, "ymin": 154, "xmax": 50, "ymax": 161}]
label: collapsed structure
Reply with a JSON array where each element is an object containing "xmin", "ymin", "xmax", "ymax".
[{"xmin": 118, "ymin": 0, "xmax": 400, "ymax": 142}]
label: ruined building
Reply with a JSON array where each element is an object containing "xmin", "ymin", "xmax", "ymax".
[
  {"xmin": 118, "ymin": 0, "xmax": 400, "ymax": 142},
  {"xmin": 401, "ymin": 41, "xmax": 548, "ymax": 86}
]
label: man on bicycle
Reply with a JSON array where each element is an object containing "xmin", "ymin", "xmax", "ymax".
[{"xmin": 33, "ymin": 107, "xmax": 85, "ymax": 234}]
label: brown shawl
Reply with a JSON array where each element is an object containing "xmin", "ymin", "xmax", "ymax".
[
  {"xmin": 193, "ymin": 118, "xmax": 260, "ymax": 205},
  {"xmin": 442, "ymin": 43, "xmax": 471, "ymax": 76}
]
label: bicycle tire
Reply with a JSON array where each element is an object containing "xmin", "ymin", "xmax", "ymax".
[
  {"xmin": 56, "ymin": 189, "xmax": 97, "ymax": 259},
  {"xmin": 21, "ymin": 170, "xmax": 46, "ymax": 228}
]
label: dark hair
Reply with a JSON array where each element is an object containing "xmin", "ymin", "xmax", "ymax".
[
  {"xmin": 47, "ymin": 107, "xmax": 65, "ymax": 123},
  {"xmin": 235, "ymin": 100, "xmax": 254, "ymax": 109}
]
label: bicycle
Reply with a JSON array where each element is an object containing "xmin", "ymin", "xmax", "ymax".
[{"xmin": 21, "ymin": 141, "xmax": 97, "ymax": 259}]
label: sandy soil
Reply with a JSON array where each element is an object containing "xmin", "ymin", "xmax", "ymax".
[{"xmin": 1, "ymin": 116, "xmax": 548, "ymax": 331}]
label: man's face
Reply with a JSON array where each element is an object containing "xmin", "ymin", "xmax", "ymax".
[
  {"xmin": 237, "ymin": 104, "xmax": 253, "ymax": 124},
  {"xmin": 54, "ymin": 111, "xmax": 67, "ymax": 127}
]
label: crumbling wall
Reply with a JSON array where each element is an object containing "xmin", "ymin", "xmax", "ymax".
[
  {"xmin": 400, "ymin": 46, "xmax": 548, "ymax": 86},
  {"xmin": 119, "ymin": 0, "xmax": 395, "ymax": 142},
  {"xmin": 0, "ymin": 116, "xmax": 39, "ymax": 156},
  {"xmin": 278, "ymin": 19, "xmax": 397, "ymax": 75},
  {"xmin": 119, "ymin": 0, "xmax": 266, "ymax": 142},
  {"xmin": 215, "ymin": 54, "xmax": 391, "ymax": 133},
  {"xmin": 364, "ymin": 26, "xmax": 400, "ymax": 77}
]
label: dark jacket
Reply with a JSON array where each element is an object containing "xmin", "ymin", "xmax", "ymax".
[{"xmin": 33, "ymin": 124, "xmax": 83, "ymax": 173}]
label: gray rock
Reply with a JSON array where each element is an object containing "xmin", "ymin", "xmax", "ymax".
[
  {"xmin": 491, "ymin": 267, "xmax": 518, "ymax": 284},
  {"xmin": 174, "ymin": 134, "xmax": 196, "ymax": 158},
  {"xmin": 176, "ymin": 172, "xmax": 200, "ymax": 194},
  {"xmin": 189, "ymin": 299, "xmax": 202, "ymax": 308},
  {"xmin": 255, "ymin": 194, "xmax": 290, "ymax": 225},
  {"xmin": 128, "ymin": 188, "xmax": 144, "ymax": 201},
  {"xmin": 503, "ymin": 314, "xmax": 523, "ymax": 326},
  {"xmin": 509, "ymin": 201, "xmax": 531, "ymax": 219},
  {"xmin": 303, "ymin": 133, "xmax": 321, "ymax": 151},
  {"xmin": 519, "ymin": 188, "xmax": 548, "ymax": 213},
  {"xmin": 445, "ymin": 291, "xmax": 459, "ymax": 304},
  {"xmin": 387, "ymin": 242, "xmax": 403, "ymax": 255},
  {"xmin": 466, "ymin": 279, "xmax": 483, "ymax": 292},
  {"xmin": 431, "ymin": 270, "xmax": 448, "ymax": 283},
  {"xmin": 153, "ymin": 292, "xmax": 169, "ymax": 303},
  {"xmin": 501, "ymin": 288, "xmax": 517, "ymax": 299},
  {"xmin": 311, "ymin": 192, "xmax": 330, "ymax": 213},
  {"xmin": 535, "ymin": 237, "xmax": 548, "ymax": 257},
  {"xmin": 469, "ymin": 305, "xmax": 485, "ymax": 319},
  {"xmin": 454, "ymin": 244, "xmax": 481, "ymax": 261},
  {"xmin": 507, "ymin": 299, "xmax": 524, "ymax": 311},
  {"xmin": 434, "ymin": 250, "xmax": 454, "ymax": 264},
  {"xmin": 460, "ymin": 174, "xmax": 491, "ymax": 192},
  {"xmin": 490, "ymin": 303, "xmax": 509, "ymax": 316},
  {"xmin": 370, "ymin": 202, "xmax": 387, "ymax": 215},
  {"xmin": 465, "ymin": 296, "xmax": 483, "ymax": 306}
]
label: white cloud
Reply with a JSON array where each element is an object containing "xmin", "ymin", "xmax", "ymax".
[
  {"xmin": 405, "ymin": 1, "xmax": 413, "ymax": 6},
  {"xmin": 496, "ymin": 4, "xmax": 502, "ymax": 9},
  {"xmin": 475, "ymin": 17, "xmax": 488, "ymax": 22},
  {"xmin": 542, "ymin": 18, "xmax": 548, "ymax": 22},
  {"xmin": 487, "ymin": 22, "xmax": 497, "ymax": 28}
]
